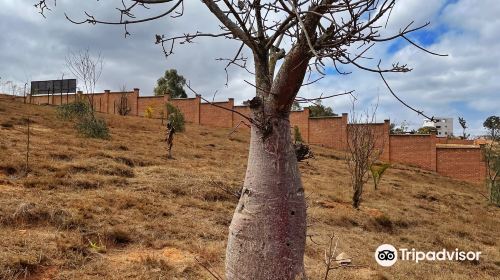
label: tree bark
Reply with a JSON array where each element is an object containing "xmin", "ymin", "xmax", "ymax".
[{"xmin": 225, "ymin": 115, "xmax": 307, "ymax": 280}]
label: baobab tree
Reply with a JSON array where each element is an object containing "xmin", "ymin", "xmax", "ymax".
[{"xmin": 36, "ymin": 1, "xmax": 442, "ymax": 279}]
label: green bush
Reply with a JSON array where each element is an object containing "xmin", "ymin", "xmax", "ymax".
[
  {"xmin": 370, "ymin": 163, "xmax": 391, "ymax": 190},
  {"xmin": 76, "ymin": 116, "xmax": 110, "ymax": 139},
  {"xmin": 57, "ymin": 101, "xmax": 110, "ymax": 139},
  {"xmin": 165, "ymin": 103, "xmax": 185, "ymax": 132},
  {"xmin": 57, "ymin": 101, "xmax": 90, "ymax": 120}
]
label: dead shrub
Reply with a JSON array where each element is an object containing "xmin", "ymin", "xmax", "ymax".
[
  {"xmin": 414, "ymin": 192, "xmax": 439, "ymax": 202},
  {"xmin": 102, "ymin": 164, "xmax": 134, "ymax": 178},
  {"xmin": 170, "ymin": 186, "xmax": 187, "ymax": 197},
  {"xmin": 115, "ymin": 144, "xmax": 129, "ymax": 151},
  {"xmin": 331, "ymin": 215, "xmax": 359, "ymax": 228},
  {"xmin": 140, "ymin": 255, "xmax": 173, "ymax": 272},
  {"xmin": 0, "ymin": 121, "xmax": 14, "ymax": 128},
  {"xmin": 11, "ymin": 202, "xmax": 51, "ymax": 226},
  {"xmin": 57, "ymin": 239, "xmax": 94, "ymax": 269},
  {"xmin": 73, "ymin": 178, "xmax": 100, "ymax": 189},
  {"xmin": 365, "ymin": 214, "xmax": 394, "ymax": 233},
  {"xmin": 106, "ymin": 228, "xmax": 133, "ymax": 246},
  {"xmin": 23, "ymin": 177, "xmax": 63, "ymax": 189},
  {"xmin": 0, "ymin": 254, "xmax": 49, "ymax": 280},
  {"xmin": 114, "ymin": 156, "xmax": 135, "ymax": 167},
  {"xmin": 50, "ymin": 153, "xmax": 73, "ymax": 161},
  {"xmin": 0, "ymin": 164, "xmax": 18, "ymax": 176}
]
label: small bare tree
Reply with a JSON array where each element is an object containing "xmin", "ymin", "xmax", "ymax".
[
  {"xmin": 117, "ymin": 85, "xmax": 131, "ymax": 116},
  {"xmin": 38, "ymin": 0, "xmax": 446, "ymax": 277},
  {"xmin": 165, "ymin": 118, "xmax": 175, "ymax": 159},
  {"xmin": 66, "ymin": 48, "xmax": 103, "ymax": 113},
  {"xmin": 483, "ymin": 116, "xmax": 500, "ymax": 206},
  {"xmin": 346, "ymin": 104, "xmax": 383, "ymax": 208}
]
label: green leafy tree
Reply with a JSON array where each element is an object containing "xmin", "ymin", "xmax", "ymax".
[
  {"xmin": 484, "ymin": 116, "xmax": 500, "ymax": 140},
  {"xmin": 308, "ymin": 101, "xmax": 336, "ymax": 117},
  {"xmin": 154, "ymin": 69, "xmax": 187, "ymax": 98},
  {"xmin": 392, "ymin": 121, "xmax": 409, "ymax": 134},
  {"xmin": 458, "ymin": 117, "xmax": 470, "ymax": 139},
  {"xmin": 417, "ymin": 126, "xmax": 437, "ymax": 134},
  {"xmin": 291, "ymin": 101, "xmax": 302, "ymax": 111}
]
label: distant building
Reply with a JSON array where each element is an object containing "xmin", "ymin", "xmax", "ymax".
[{"xmin": 422, "ymin": 117, "xmax": 453, "ymax": 138}]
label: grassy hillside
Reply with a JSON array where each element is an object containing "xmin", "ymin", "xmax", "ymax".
[{"xmin": 0, "ymin": 99, "xmax": 498, "ymax": 280}]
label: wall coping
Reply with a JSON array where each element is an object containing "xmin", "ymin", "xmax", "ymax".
[
  {"xmin": 436, "ymin": 144, "xmax": 480, "ymax": 149},
  {"xmin": 309, "ymin": 115, "xmax": 342, "ymax": 119},
  {"xmin": 201, "ymin": 101, "xmax": 230, "ymax": 104},
  {"xmin": 348, "ymin": 122, "xmax": 385, "ymax": 126},
  {"xmin": 389, "ymin": 134, "xmax": 432, "ymax": 137},
  {"xmin": 137, "ymin": 96, "xmax": 164, "ymax": 99},
  {"xmin": 171, "ymin": 97, "xmax": 198, "ymax": 100}
]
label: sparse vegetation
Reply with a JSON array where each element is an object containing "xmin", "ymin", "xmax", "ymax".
[
  {"xmin": 117, "ymin": 93, "xmax": 131, "ymax": 116},
  {"xmin": 144, "ymin": 106, "xmax": 154, "ymax": 119},
  {"xmin": 370, "ymin": 163, "xmax": 390, "ymax": 190},
  {"xmin": 0, "ymin": 100, "xmax": 499, "ymax": 279},
  {"xmin": 57, "ymin": 101, "xmax": 109, "ymax": 139},
  {"xmin": 165, "ymin": 102, "xmax": 185, "ymax": 132},
  {"xmin": 56, "ymin": 101, "xmax": 90, "ymax": 120},
  {"xmin": 76, "ymin": 115, "xmax": 110, "ymax": 139},
  {"xmin": 346, "ymin": 108, "xmax": 383, "ymax": 208},
  {"xmin": 483, "ymin": 115, "xmax": 500, "ymax": 206}
]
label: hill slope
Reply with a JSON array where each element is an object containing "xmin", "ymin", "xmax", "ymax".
[{"xmin": 0, "ymin": 99, "xmax": 499, "ymax": 279}]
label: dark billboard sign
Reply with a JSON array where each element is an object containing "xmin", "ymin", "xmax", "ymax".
[{"xmin": 30, "ymin": 79, "xmax": 77, "ymax": 95}]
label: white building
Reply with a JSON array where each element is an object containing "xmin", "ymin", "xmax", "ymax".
[{"xmin": 422, "ymin": 117, "xmax": 453, "ymax": 138}]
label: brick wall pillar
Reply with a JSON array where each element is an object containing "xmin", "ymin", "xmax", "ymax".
[
  {"xmin": 195, "ymin": 94, "xmax": 201, "ymax": 124},
  {"xmin": 382, "ymin": 119, "xmax": 391, "ymax": 161},
  {"xmin": 229, "ymin": 98, "xmax": 235, "ymax": 127},
  {"xmin": 104, "ymin": 90, "xmax": 110, "ymax": 113},
  {"xmin": 341, "ymin": 113, "xmax": 348, "ymax": 150},
  {"xmin": 430, "ymin": 133, "xmax": 437, "ymax": 171},
  {"xmin": 303, "ymin": 107, "xmax": 310, "ymax": 143},
  {"xmin": 77, "ymin": 91, "xmax": 83, "ymax": 102},
  {"xmin": 133, "ymin": 88, "xmax": 140, "ymax": 116}
]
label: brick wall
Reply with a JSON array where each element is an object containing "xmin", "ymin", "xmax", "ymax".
[
  {"xmin": 170, "ymin": 96, "xmax": 200, "ymax": 124},
  {"xmin": 389, "ymin": 135, "xmax": 435, "ymax": 170},
  {"xmin": 290, "ymin": 109, "xmax": 310, "ymax": 142},
  {"xmin": 437, "ymin": 145, "xmax": 486, "ymax": 184},
  {"xmin": 14, "ymin": 90, "xmax": 486, "ymax": 184},
  {"xmin": 233, "ymin": 105, "xmax": 252, "ymax": 128},
  {"xmin": 137, "ymin": 95, "xmax": 167, "ymax": 118},
  {"xmin": 309, "ymin": 117, "xmax": 343, "ymax": 148},
  {"xmin": 200, "ymin": 100, "xmax": 234, "ymax": 127}
]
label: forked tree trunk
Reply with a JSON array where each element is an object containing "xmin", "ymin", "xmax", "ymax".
[{"xmin": 225, "ymin": 116, "xmax": 307, "ymax": 280}]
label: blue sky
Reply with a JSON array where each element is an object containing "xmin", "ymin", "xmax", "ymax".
[{"xmin": 0, "ymin": 0, "xmax": 498, "ymax": 136}]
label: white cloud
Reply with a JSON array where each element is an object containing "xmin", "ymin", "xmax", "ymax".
[{"xmin": 0, "ymin": 0, "xmax": 498, "ymax": 136}]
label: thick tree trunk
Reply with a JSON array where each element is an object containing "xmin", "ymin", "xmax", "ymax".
[{"xmin": 225, "ymin": 116, "xmax": 307, "ymax": 280}]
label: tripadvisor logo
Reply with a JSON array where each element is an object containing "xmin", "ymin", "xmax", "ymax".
[{"xmin": 374, "ymin": 244, "xmax": 481, "ymax": 267}]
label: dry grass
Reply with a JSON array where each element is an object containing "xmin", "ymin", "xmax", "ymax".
[{"xmin": 0, "ymin": 99, "xmax": 499, "ymax": 279}]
